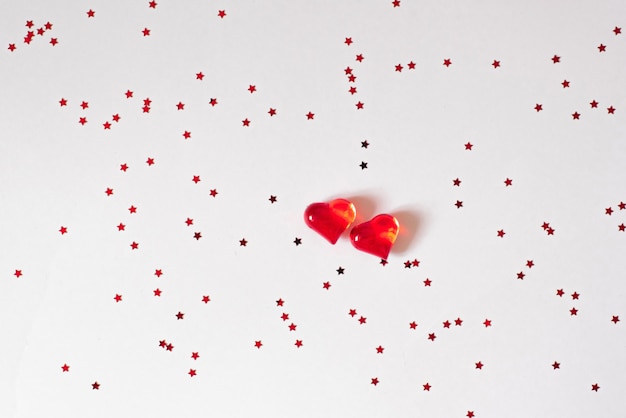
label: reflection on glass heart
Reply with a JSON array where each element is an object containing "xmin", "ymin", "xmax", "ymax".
[
  {"xmin": 304, "ymin": 199, "xmax": 356, "ymax": 244},
  {"xmin": 349, "ymin": 214, "xmax": 399, "ymax": 259}
]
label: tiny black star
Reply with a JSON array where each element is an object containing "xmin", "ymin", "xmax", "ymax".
[
  {"xmin": 380, "ymin": 259, "xmax": 388, "ymax": 266},
  {"xmin": 293, "ymin": 237, "xmax": 302, "ymax": 246},
  {"xmin": 336, "ymin": 267, "xmax": 345, "ymax": 275},
  {"xmin": 361, "ymin": 140, "xmax": 369, "ymax": 148},
  {"xmin": 360, "ymin": 161, "xmax": 368, "ymax": 170},
  {"xmin": 404, "ymin": 260, "xmax": 412, "ymax": 268},
  {"xmin": 269, "ymin": 195, "xmax": 277, "ymax": 203},
  {"xmin": 193, "ymin": 232, "xmax": 202, "ymax": 240}
]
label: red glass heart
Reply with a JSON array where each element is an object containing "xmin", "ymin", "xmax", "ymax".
[
  {"xmin": 349, "ymin": 214, "xmax": 399, "ymax": 259},
  {"xmin": 304, "ymin": 199, "xmax": 356, "ymax": 244}
]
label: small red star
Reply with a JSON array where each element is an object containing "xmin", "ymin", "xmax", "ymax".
[
  {"xmin": 551, "ymin": 54, "xmax": 560, "ymax": 63},
  {"xmin": 611, "ymin": 315, "xmax": 620, "ymax": 324},
  {"xmin": 347, "ymin": 74, "xmax": 356, "ymax": 82},
  {"xmin": 248, "ymin": 85, "xmax": 256, "ymax": 93},
  {"xmin": 504, "ymin": 178, "xmax": 513, "ymax": 186},
  {"xmin": 534, "ymin": 103, "xmax": 543, "ymax": 112},
  {"xmin": 128, "ymin": 205, "xmax": 137, "ymax": 214},
  {"xmin": 428, "ymin": 333, "xmax": 436, "ymax": 341},
  {"xmin": 112, "ymin": 114, "xmax": 120, "ymax": 122},
  {"xmin": 242, "ymin": 118, "xmax": 250, "ymax": 127},
  {"xmin": 239, "ymin": 238, "xmax": 248, "ymax": 246},
  {"xmin": 556, "ymin": 289, "xmax": 564, "ymax": 297},
  {"xmin": 61, "ymin": 364, "xmax": 70, "ymax": 372},
  {"xmin": 423, "ymin": 278, "xmax": 432, "ymax": 286},
  {"xmin": 497, "ymin": 229, "xmax": 506, "ymax": 238},
  {"xmin": 376, "ymin": 345, "xmax": 385, "ymax": 354},
  {"xmin": 193, "ymin": 232, "xmax": 202, "ymax": 240},
  {"xmin": 453, "ymin": 178, "xmax": 461, "ymax": 186},
  {"xmin": 196, "ymin": 72, "xmax": 204, "ymax": 80},
  {"xmin": 570, "ymin": 307, "xmax": 578, "ymax": 316},
  {"xmin": 607, "ymin": 106, "xmax": 616, "ymax": 114},
  {"xmin": 411, "ymin": 259, "xmax": 420, "ymax": 267},
  {"xmin": 455, "ymin": 200, "xmax": 463, "ymax": 208},
  {"xmin": 209, "ymin": 189, "xmax": 218, "ymax": 197},
  {"xmin": 392, "ymin": 0, "xmax": 400, "ymax": 7},
  {"xmin": 146, "ymin": 157, "xmax": 155, "ymax": 165},
  {"xmin": 323, "ymin": 281, "xmax": 331, "ymax": 290},
  {"xmin": 217, "ymin": 10, "xmax": 226, "ymax": 18},
  {"xmin": 492, "ymin": 60, "xmax": 500, "ymax": 68},
  {"xmin": 562, "ymin": 80, "xmax": 570, "ymax": 88},
  {"xmin": 466, "ymin": 412, "xmax": 475, "ymax": 418},
  {"xmin": 130, "ymin": 241, "xmax": 139, "ymax": 250},
  {"xmin": 149, "ymin": 1, "xmax": 157, "ymax": 8},
  {"xmin": 202, "ymin": 295, "xmax": 210, "ymax": 303},
  {"xmin": 475, "ymin": 361, "xmax": 483, "ymax": 369},
  {"xmin": 59, "ymin": 98, "xmax": 67, "ymax": 106},
  {"xmin": 598, "ymin": 44, "xmax": 606, "ymax": 52},
  {"xmin": 142, "ymin": 28, "xmax": 151, "ymax": 36},
  {"xmin": 344, "ymin": 37, "xmax": 353, "ymax": 46},
  {"xmin": 14, "ymin": 270, "xmax": 22, "ymax": 278},
  {"xmin": 408, "ymin": 61, "xmax": 416, "ymax": 69},
  {"xmin": 395, "ymin": 64, "xmax": 403, "ymax": 72},
  {"xmin": 188, "ymin": 369, "xmax": 196, "ymax": 377},
  {"xmin": 176, "ymin": 311, "xmax": 184, "ymax": 320},
  {"xmin": 176, "ymin": 102, "xmax": 185, "ymax": 110},
  {"xmin": 552, "ymin": 361, "xmax": 560, "ymax": 369},
  {"xmin": 268, "ymin": 108, "xmax": 277, "ymax": 116},
  {"xmin": 355, "ymin": 101, "xmax": 364, "ymax": 109},
  {"xmin": 526, "ymin": 260, "xmax": 534, "ymax": 268},
  {"xmin": 590, "ymin": 100, "xmax": 599, "ymax": 108},
  {"xmin": 105, "ymin": 187, "xmax": 114, "ymax": 196},
  {"xmin": 591, "ymin": 383, "xmax": 600, "ymax": 392},
  {"xmin": 546, "ymin": 227, "xmax": 555, "ymax": 235},
  {"xmin": 404, "ymin": 260, "xmax": 412, "ymax": 269},
  {"xmin": 423, "ymin": 383, "xmax": 431, "ymax": 391},
  {"xmin": 114, "ymin": 294, "xmax": 122, "ymax": 302},
  {"xmin": 455, "ymin": 317, "xmax": 463, "ymax": 326},
  {"xmin": 409, "ymin": 321, "xmax": 418, "ymax": 329},
  {"xmin": 269, "ymin": 195, "xmax": 277, "ymax": 203},
  {"xmin": 541, "ymin": 222, "xmax": 550, "ymax": 230},
  {"xmin": 254, "ymin": 340, "xmax": 263, "ymax": 349},
  {"xmin": 192, "ymin": 175, "xmax": 201, "ymax": 184},
  {"xmin": 166, "ymin": 343, "xmax": 174, "ymax": 351},
  {"xmin": 125, "ymin": 90, "xmax": 133, "ymax": 98},
  {"xmin": 517, "ymin": 271, "xmax": 525, "ymax": 280},
  {"xmin": 45, "ymin": 22, "xmax": 53, "ymax": 30},
  {"xmin": 7, "ymin": 43, "xmax": 16, "ymax": 51},
  {"xmin": 356, "ymin": 54, "xmax": 364, "ymax": 62},
  {"xmin": 371, "ymin": 377, "xmax": 379, "ymax": 386},
  {"xmin": 349, "ymin": 309, "xmax": 358, "ymax": 317},
  {"xmin": 443, "ymin": 320, "xmax": 451, "ymax": 328},
  {"xmin": 620, "ymin": 202, "xmax": 626, "ymax": 210},
  {"xmin": 281, "ymin": 313, "xmax": 289, "ymax": 321},
  {"xmin": 306, "ymin": 112, "xmax": 315, "ymax": 120},
  {"xmin": 86, "ymin": 9, "xmax": 95, "ymax": 18},
  {"xmin": 443, "ymin": 58, "xmax": 452, "ymax": 67},
  {"xmin": 620, "ymin": 223, "xmax": 626, "ymax": 232},
  {"xmin": 614, "ymin": 26, "xmax": 622, "ymax": 35},
  {"xmin": 59, "ymin": 226, "xmax": 68, "ymax": 235},
  {"xmin": 142, "ymin": 106, "xmax": 150, "ymax": 113},
  {"xmin": 209, "ymin": 98, "xmax": 218, "ymax": 106},
  {"xmin": 143, "ymin": 98, "xmax": 152, "ymax": 106},
  {"xmin": 464, "ymin": 142, "xmax": 473, "ymax": 150},
  {"xmin": 92, "ymin": 381, "xmax": 100, "ymax": 390},
  {"xmin": 153, "ymin": 288, "xmax": 161, "ymax": 296},
  {"xmin": 571, "ymin": 292, "xmax": 580, "ymax": 300},
  {"xmin": 191, "ymin": 352, "xmax": 199, "ymax": 360},
  {"xmin": 185, "ymin": 218, "xmax": 193, "ymax": 226},
  {"xmin": 276, "ymin": 298, "xmax": 284, "ymax": 306},
  {"xmin": 288, "ymin": 323, "xmax": 297, "ymax": 331},
  {"xmin": 358, "ymin": 316, "xmax": 367, "ymax": 324},
  {"xmin": 103, "ymin": 121, "xmax": 111, "ymax": 130},
  {"xmin": 49, "ymin": 38, "xmax": 58, "ymax": 46},
  {"xmin": 349, "ymin": 86, "xmax": 357, "ymax": 95},
  {"xmin": 483, "ymin": 319, "xmax": 492, "ymax": 327},
  {"xmin": 294, "ymin": 340, "xmax": 303, "ymax": 348},
  {"xmin": 117, "ymin": 223, "xmax": 125, "ymax": 231}
]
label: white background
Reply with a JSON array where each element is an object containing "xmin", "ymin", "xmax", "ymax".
[{"xmin": 1, "ymin": 1, "xmax": 625, "ymax": 417}]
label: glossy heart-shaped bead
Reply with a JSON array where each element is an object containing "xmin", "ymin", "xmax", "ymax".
[
  {"xmin": 350, "ymin": 214, "xmax": 399, "ymax": 259},
  {"xmin": 304, "ymin": 199, "xmax": 356, "ymax": 244}
]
